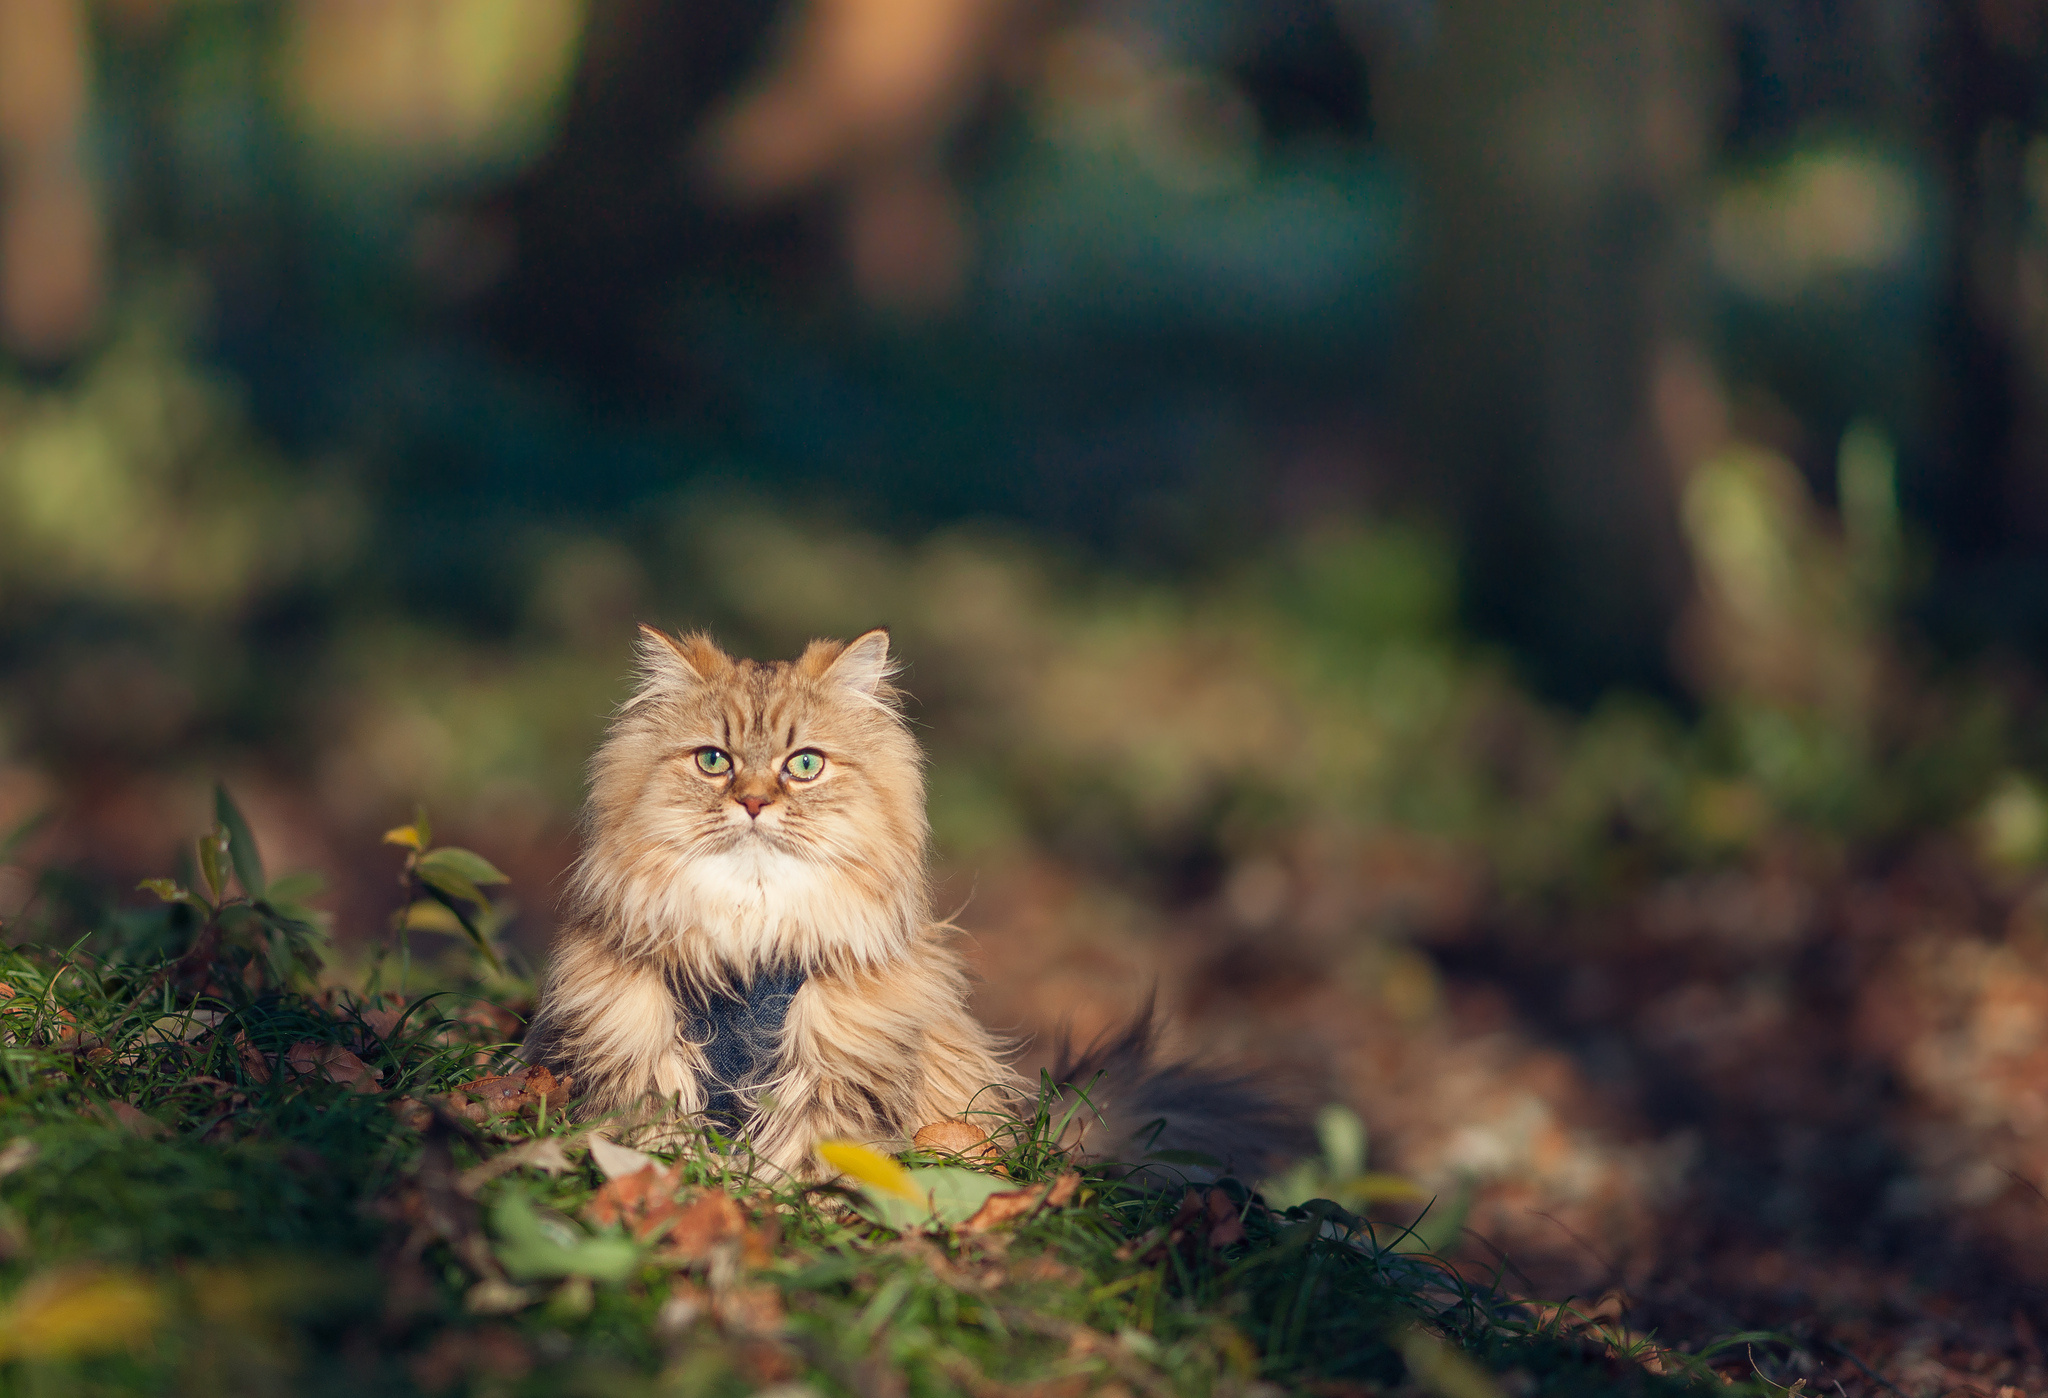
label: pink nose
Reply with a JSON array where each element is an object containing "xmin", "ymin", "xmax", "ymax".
[{"xmin": 738, "ymin": 795, "xmax": 772, "ymax": 818}]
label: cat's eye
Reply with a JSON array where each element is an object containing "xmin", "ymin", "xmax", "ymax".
[
  {"xmin": 784, "ymin": 750, "xmax": 825, "ymax": 782},
  {"xmin": 695, "ymin": 748, "xmax": 732, "ymax": 776}
]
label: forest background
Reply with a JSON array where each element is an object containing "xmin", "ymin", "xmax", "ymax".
[{"xmin": 6, "ymin": 0, "xmax": 2048, "ymax": 1391}]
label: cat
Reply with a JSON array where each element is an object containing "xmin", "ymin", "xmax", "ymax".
[{"xmin": 523, "ymin": 625, "xmax": 1295, "ymax": 1180}]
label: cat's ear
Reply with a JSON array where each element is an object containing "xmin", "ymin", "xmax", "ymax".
[
  {"xmin": 815, "ymin": 628, "xmax": 895, "ymax": 700},
  {"xmin": 629, "ymin": 625, "xmax": 728, "ymax": 705}
]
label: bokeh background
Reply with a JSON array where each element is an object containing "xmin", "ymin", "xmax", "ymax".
[{"xmin": 7, "ymin": 0, "xmax": 2048, "ymax": 1380}]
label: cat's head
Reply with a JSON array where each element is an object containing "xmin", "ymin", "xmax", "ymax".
[{"xmin": 572, "ymin": 626, "xmax": 928, "ymax": 976}]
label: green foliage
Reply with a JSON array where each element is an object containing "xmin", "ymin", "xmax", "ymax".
[
  {"xmin": 0, "ymin": 819, "xmax": 1765, "ymax": 1398},
  {"xmin": 381, "ymin": 808, "xmax": 512, "ymax": 981}
]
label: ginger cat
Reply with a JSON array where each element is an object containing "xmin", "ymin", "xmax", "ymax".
[{"xmin": 525, "ymin": 626, "xmax": 1291, "ymax": 1179}]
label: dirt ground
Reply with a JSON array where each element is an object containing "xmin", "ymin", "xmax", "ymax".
[{"xmin": 12, "ymin": 774, "xmax": 2048, "ymax": 1396}]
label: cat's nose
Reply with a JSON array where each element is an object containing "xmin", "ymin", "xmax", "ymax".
[{"xmin": 738, "ymin": 795, "xmax": 773, "ymax": 819}]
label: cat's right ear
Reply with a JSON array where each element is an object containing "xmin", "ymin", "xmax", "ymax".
[{"xmin": 627, "ymin": 625, "xmax": 727, "ymax": 707}]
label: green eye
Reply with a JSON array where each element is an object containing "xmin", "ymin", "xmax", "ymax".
[
  {"xmin": 785, "ymin": 750, "xmax": 825, "ymax": 781},
  {"xmin": 695, "ymin": 748, "xmax": 732, "ymax": 776}
]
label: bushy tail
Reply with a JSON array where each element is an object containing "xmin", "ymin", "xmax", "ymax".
[{"xmin": 1047, "ymin": 1001, "xmax": 1309, "ymax": 1185}]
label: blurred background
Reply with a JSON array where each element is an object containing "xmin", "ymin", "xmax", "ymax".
[{"xmin": 6, "ymin": 0, "xmax": 2048, "ymax": 1377}]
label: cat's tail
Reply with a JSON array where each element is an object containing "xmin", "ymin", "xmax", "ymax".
[{"xmin": 1046, "ymin": 999, "xmax": 1309, "ymax": 1186}]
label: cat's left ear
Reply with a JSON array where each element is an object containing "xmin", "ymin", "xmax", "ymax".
[
  {"xmin": 630, "ymin": 625, "xmax": 729, "ymax": 706},
  {"xmin": 819, "ymin": 628, "xmax": 895, "ymax": 699}
]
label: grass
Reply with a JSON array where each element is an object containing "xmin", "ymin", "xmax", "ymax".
[{"xmin": 0, "ymin": 818, "xmax": 1773, "ymax": 1398}]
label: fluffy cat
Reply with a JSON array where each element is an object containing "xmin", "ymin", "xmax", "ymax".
[{"xmin": 524, "ymin": 625, "xmax": 1292, "ymax": 1180}]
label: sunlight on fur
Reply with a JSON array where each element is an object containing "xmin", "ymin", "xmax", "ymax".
[{"xmin": 525, "ymin": 626, "xmax": 1296, "ymax": 1180}]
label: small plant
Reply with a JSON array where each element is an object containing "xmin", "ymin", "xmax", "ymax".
[
  {"xmin": 135, "ymin": 785, "xmax": 328, "ymax": 992},
  {"xmin": 1263, "ymin": 1104, "xmax": 1472, "ymax": 1254},
  {"xmin": 378, "ymin": 805, "xmax": 512, "ymax": 988}
]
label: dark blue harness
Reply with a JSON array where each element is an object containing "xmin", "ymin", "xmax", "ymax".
[{"xmin": 679, "ymin": 966, "xmax": 806, "ymax": 1130}]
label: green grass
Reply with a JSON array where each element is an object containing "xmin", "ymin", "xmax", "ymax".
[{"xmin": 0, "ymin": 812, "xmax": 1769, "ymax": 1398}]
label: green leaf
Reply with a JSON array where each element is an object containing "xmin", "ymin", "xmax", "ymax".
[
  {"xmin": 401, "ymin": 900, "xmax": 467, "ymax": 934},
  {"xmin": 196, "ymin": 826, "xmax": 229, "ymax": 907},
  {"xmin": 845, "ymin": 1164, "xmax": 1011, "ymax": 1232},
  {"xmin": 417, "ymin": 847, "xmax": 509, "ymax": 888},
  {"xmin": 491, "ymin": 1191, "xmax": 640, "ymax": 1283},
  {"xmin": 214, "ymin": 785, "xmax": 266, "ymax": 898},
  {"xmin": 419, "ymin": 884, "xmax": 505, "ymax": 975},
  {"xmin": 1315, "ymin": 1104, "xmax": 1367, "ymax": 1181},
  {"xmin": 417, "ymin": 865, "xmax": 490, "ymax": 911},
  {"xmin": 265, "ymin": 870, "xmax": 325, "ymax": 904}
]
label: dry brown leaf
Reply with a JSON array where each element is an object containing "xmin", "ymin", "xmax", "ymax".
[
  {"xmin": 587, "ymin": 1136, "xmax": 657, "ymax": 1180},
  {"xmin": 457, "ymin": 1136, "xmax": 580, "ymax": 1195},
  {"xmin": 583, "ymin": 1164, "xmax": 687, "ymax": 1237},
  {"xmin": 286, "ymin": 1041, "xmax": 382, "ymax": 1094},
  {"xmin": 713, "ymin": 1283, "xmax": 786, "ymax": 1337},
  {"xmin": 1202, "ymin": 1187, "xmax": 1246, "ymax": 1249},
  {"xmin": 660, "ymin": 1193, "xmax": 754, "ymax": 1261},
  {"xmin": 358, "ymin": 1006, "xmax": 408, "ymax": 1042},
  {"xmin": 235, "ymin": 1032, "xmax": 271, "ymax": 1083},
  {"xmin": 444, "ymin": 1064, "xmax": 567, "ymax": 1123},
  {"xmin": 958, "ymin": 1171, "xmax": 1082, "ymax": 1234},
  {"xmin": 913, "ymin": 1117, "xmax": 998, "ymax": 1162}
]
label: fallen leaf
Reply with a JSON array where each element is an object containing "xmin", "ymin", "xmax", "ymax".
[
  {"xmin": 458, "ymin": 1137, "xmax": 580, "ymax": 1195},
  {"xmin": 589, "ymin": 1136, "xmax": 658, "ymax": 1181},
  {"xmin": 958, "ymin": 1171, "xmax": 1082, "ymax": 1233},
  {"xmin": 235, "ymin": 1032, "xmax": 272, "ymax": 1083},
  {"xmin": 444, "ymin": 1064, "xmax": 566, "ymax": 1123},
  {"xmin": 816, "ymin": 1139, "xmax": 921, "ymax": 1200},
  {"xmin": 583, "ymin": 1164, "xmax": 687, "ymax": 1236},
  {"xmin": 286, "ymin": 1041, "xmax": 383, "ymax": 1094},
  {"xmin": 455, "ymin": 1000, "xmax": 522, "ymax": 1040},
  {"xmin": 660, "ymin": 1193, "xmax": 754, "ymax": 1262},
  {"xmin": 913, "ymin": 1118, "xmax": 999, "ymax": 1164},
  {"xmin": 0, "ymin": 1266, "xmax": 164, "ymax": 1361},
  {"xmin": 713, "ymin": 1283, "xmax": 786, "ymax": 1336}
]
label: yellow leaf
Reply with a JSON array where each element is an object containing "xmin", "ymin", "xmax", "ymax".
[
  {"xmin": 815, "ymin": 1140, "xmax": 921, "ymax": 1201},
  {"xmin": 1346, "ymin": 1171, "xmax": 1429, "ymax": 1204},
  {"xmin": 383, "ymin": 824, "xmax": 423, "ymax": 850},
  {"xmin": 402, "ymin": 900, "xmax": 466, "ymax": 934},
  {"xmin": 0, "ymin": 1266, "xmax": 164, "ymax": 1361}
]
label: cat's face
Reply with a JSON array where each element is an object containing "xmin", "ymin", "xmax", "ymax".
[{"xmin": 574, "ymin": 627, "xmax": 928, "ymax": 974}]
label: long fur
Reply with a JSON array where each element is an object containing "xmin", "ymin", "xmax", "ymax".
[
  {"xmin": 1050, "ymin": 1001, "xmax": 1309, "ymax": 1183},
  {"xmin": 526, "ymin": 626, "xmax": 1296, "ymax": 1181}
]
